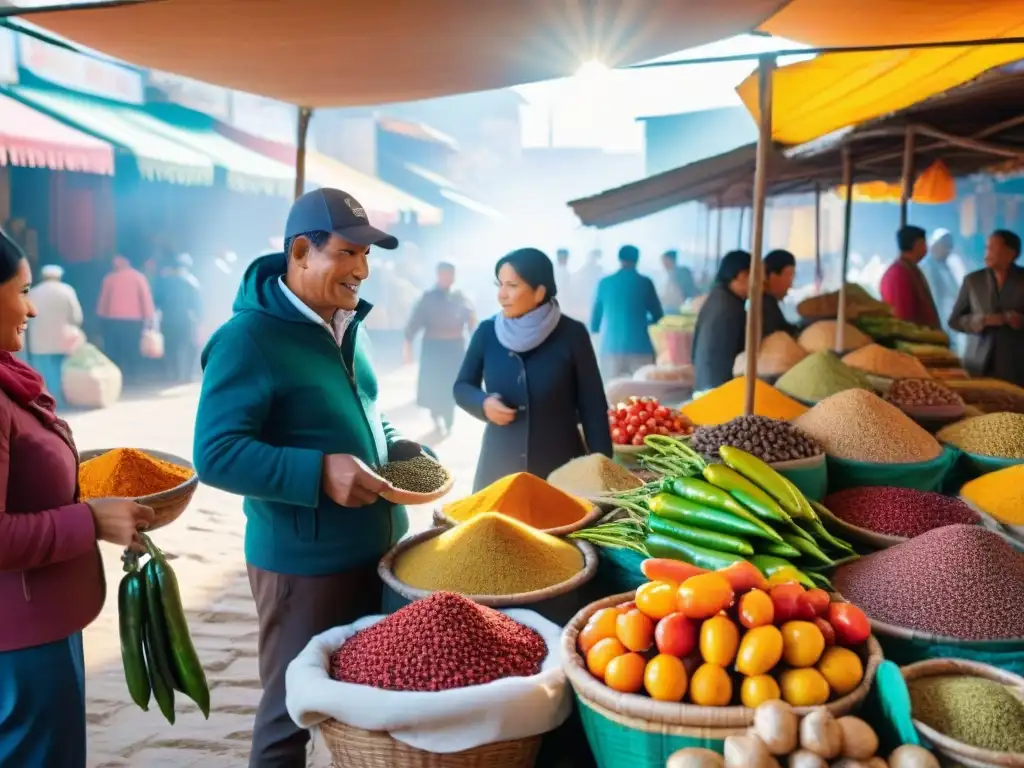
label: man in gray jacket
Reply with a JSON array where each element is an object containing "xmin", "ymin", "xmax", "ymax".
[{"xmin": 28, "ymin": 265, "xmax": 83, "ymax": 408}]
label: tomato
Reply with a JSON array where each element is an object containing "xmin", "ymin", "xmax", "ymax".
[
  {"xmin": 689, "ymin": 663, "xmax": 732, "ymax": 707},
  {"xmin": 740, "ymin": 674, "xmax": 782, "ymax": 708},
  {"xmin": 631, "ymin": 435, "xmax": 645, "ymax": 446},
  {"xmin": 635, "ymin": 581, "xmax": 677, "ymax": 620},
  {"xmin": 578, "ymin": 607, "xmax": 619, "ymax": 654},
  {"xmin": 644, "ymin": 654, "xmax": 688, "ymax": 702},
  {"xmin": 817, "ymin": 646, "xmax": 864, "ymax": 696},
  {"xmin": 676, "ymin": 573, "xmax": 735, "ymax": 620},
  {"xmin": 627, "ymin": 415, "xmax": 640, "ymax": 427},
  {"xmin": 611, "ymin": 428, "xmax": 625, "ymax": 444},
  {"xmin": 616, "ymin": 609, "xmax": 655, "ymax": 652},
  {"xmin": 780, "ymin": 621, "xmax": 826, "ymax": 668},
  {"xmin": 616, "ymin": 407, "xmax": 629, "ymax": 421},
  {"xmin": 770, "ymin": 583, "xmax": 806, "ymax": 624},
  {"xmin": 718, "ymin": 561, "xmax": 770, "ymax": 593},
  {"xmin": 658, "ymin": 426, "xmax": 671, "ymax": 436},
  {"xmin": 828, "ymin": 602, "xmax": 871, "ymax": 646},
  {"xmin": 637, "ymin": 409, "xmax": 651, "ymax": 422},
  {"xmin": 645, "ymin": 418, "xmax": 658, "ymax": 430},
  {"xmin": 802, "ymin": 589, "xmax": 831, "ymax": 618},
  {"xmin": 813, "ymin": 617, "xmax": 837, "ymax": 647},
  {"xmin": 655, "ymin": 613, "xmax": 698, "ymax": 657},
  {"xmin": 640, "ymin": 559, "xmax": 707, "ymax": 585},
  {"xmin": 604, "ymin": 652, "xmax": 646, "ymax": 693},
  {"xmin": 699, "ymin": 615, "xmax": 740, "ymax": 666},
  {"xmin": 735, "ymin": 625, "xmax": 783, "ymax": 676},
  {"xmin": 779, "ymin": 667, "xmax": 830, "ymax": 707},
  {"xmin": 654, "ymin": 406, "xmax": 670, "ymax": 419},
  {"xmin": 636, "ymin": 425, "xmax": 649, "ymax": 438},
  {"xmin": 618, "ymin": 601, "xmax": 636, "ymax": 612},
  {"xmin": 586, "ymin": 637, "xmax": 626, "ymax": 679},
  {"xmin": 738, "ymin": 589, "xmax": 775, "ymax": 629},
  {"xmin": 625, "ymin": 423, "xmax": 637, "ymax": 436}
]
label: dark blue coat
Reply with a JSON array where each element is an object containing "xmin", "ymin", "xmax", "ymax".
[{"xmin": 454, "ymin": 315, "xmax": 612, "ymax": 492}]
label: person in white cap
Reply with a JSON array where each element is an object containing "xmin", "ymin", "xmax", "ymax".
[
  {"xmin": 923, "ymin": 228, "xmax": 967, "ymax": 337},
  {"xmin": 27, "ymin": 265, "xmax": 83, "ymax": 408}
]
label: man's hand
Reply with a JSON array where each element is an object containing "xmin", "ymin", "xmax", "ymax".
[
  {"xmin": 388, "ymin": 439, "xmax": 434, "ymax": 462},
  {"xmin": 321, "ymin": 454, "xmax": 390, "ymax": 507},
  {"xmin": 984, "ymin": 313, "xmax": 1007, "ymax": 328},
  {"xmin": 1006, "ymin": 310, "xmax": 1023, "ymax": 330},
  {"xmin": 483, "ymin": 395, "xmax": 517, "ymax": 426}
]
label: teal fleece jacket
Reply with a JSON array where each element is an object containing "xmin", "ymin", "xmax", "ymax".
[{"xmin": 193, "ymin": 253, "xmax": 408, "ymax": 576}]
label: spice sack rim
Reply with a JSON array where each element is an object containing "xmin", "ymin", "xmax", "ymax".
[
  {"xmin": 284, "ymin": 609, "xmax": 572, "ymax": 754},
  {"xmin": 561, "ymin": 590, "xmax": 883, "ymax": 728},
  {"xmin": 378, "ymin": 526, "xmax": 599, "ymax": 606},
  {"xmin": 78, "ymin": 446, "xmax": 198, "ymax": 503}
]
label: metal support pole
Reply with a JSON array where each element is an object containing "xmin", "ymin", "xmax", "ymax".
[
  {"xmin": 836, "ymin": 148, "xmax": 854, "ymax": 352},
  {"xmin": 899, "ymin": 125, "xmax": 916, "ymax": 228},
  {"xmin": 737, "ymin": 206, "xmax": 746, "ymax": 248},
  {"xmin": 743, "ymin": 55, "xmax": 775, "ymax": 417},
  {"xmin": 703, "ymin": 204, "xmax": 713, "ymax": 285},
  {"xmin": 715, "ymin": 196, "xmax": 724, "ymax": 268},
  {"xmin": 294, "ymin": 106, "xmax": 313, "ymax": 200},
  {"xmin": 813, "ymin": 183, "xmax": 823, "ymax": 291}
]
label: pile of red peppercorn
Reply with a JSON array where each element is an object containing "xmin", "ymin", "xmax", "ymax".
[
  {"xmin": 824, "ymin": 486, "xmax": 979, "ymax": 538},
  {"xmin": 329, "ymin": 592, "xmax": 547, "ymax": 692}
]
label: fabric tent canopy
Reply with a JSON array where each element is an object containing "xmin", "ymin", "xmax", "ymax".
[
  {"xmin": 23, "ymin": 0, "xmax": 787, "ymax": 107},
  {"xmin": 0, "ymin": 91, "xmax": 113, "ymax": 175}
]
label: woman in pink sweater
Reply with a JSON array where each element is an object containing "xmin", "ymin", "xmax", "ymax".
[{"xmin": 0, "ymin": 230, "xmax": 155, "ymax": 766}]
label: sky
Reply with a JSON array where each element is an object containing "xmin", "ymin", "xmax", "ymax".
[{"xmin": 516, "ymin": 34, "xmax": 809, "ymax": 152}]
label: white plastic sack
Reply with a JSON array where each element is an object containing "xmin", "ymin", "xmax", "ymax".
[
  {"xmin": 285, "ymin": 608, "xmax": 571, "ymax": 754},
  {"xmin": 61, "ymin": 344, "xmax": 122, "ymax": 409}
]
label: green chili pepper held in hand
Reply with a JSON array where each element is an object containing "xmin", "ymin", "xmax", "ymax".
[
  {"xmin": 143, "ymin": 624, "xmax": 175, "ymax": 724},
  {"xmin": 719, "ymin": 446, "xmax": 808, "ymax": 520},
  {"xmin": 665, "ymin": 477, "xmax": 784, "ymax": 543},
  {"xmin": 702, "ymin": 464, "xmax": 791, "ymax": 524},
  {"xmin": 648, "ymin": 493, "xmax": 778, "ymax": 544},
  {"xmin": 118, "ymin": 569, "xmax": 150, "ymax": 712},
  {"xmin": 750, "ymin": 554, "xmax": 816, "ymax": 589},
  {"xmin": 781, "ymin": 532, "xmax": 834, "ymax": 566},
  {"xmin": 754, "ymin": 538, "xmax": 804, "ymax": 559},
  {"xmin": 645, "ymin": 533, "xmax": 746, "ymax": 570},
  {"xmin": 647, "ymin": 513, "xmax": 754, "ymax": 556}
]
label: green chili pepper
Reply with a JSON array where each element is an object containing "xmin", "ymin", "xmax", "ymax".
[
  {"xmin": 798, "ymin": 516, "xmax": 856, "ymax": 555},
  {"xmin": 648, "ymin": 493, "xmax": 778, "ymax": 543},
  {"xmin": 645, "ymin": 533, "xmax": 746, "ymax": 571},
  {"xmin": 647, "ymin": 513, "xmax": 754, "ymax": 556},
  {"xmin": 702, "ymin": 464, "xmax": 792, "ymax": 524},
  {"xmin": 664, "ymin": 477, "xmax": 784, "ymax": 543},
  {"xmin": 753, "ymin": 538, "xmax": 803, "ymax": 559},
  {"xmin": 806, "ymin": 571, "xmax": 834, "ymax": 590},
  {"xmin": 719, "ymin": 446, "xmax": 809, "ymax": 520},
  {"xmin": 781, "ymin": 532, "xmax": 834, "ymax": 566},
  {"xmin": 750, "ymin": 554, "xmax": 816, "ymax": 589},
  {"xmin": 778, "ymin": 473, "xmax": 820, "ymax": 522}
]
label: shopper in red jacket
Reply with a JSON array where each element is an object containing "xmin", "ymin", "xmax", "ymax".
[{"xmin": 0, "ymin": 229, "xmax": 154, "ymax": 766}]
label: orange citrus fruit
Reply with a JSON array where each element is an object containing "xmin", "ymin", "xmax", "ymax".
[
  {"xmin": 689, "ymin": 663, "xmax": 733, "ymax": 707},
  {"xmin": 779, "ymin": 668, "xmax": 831, "ymax": 707},
  {"xmin": 604, "ymin": 652, "xmax": 646, "ymax": 694},
  {"xmin": 644, "ymin": 654, "xmax": 689, "ymax": 702},
  {"xmin": 817, "ymin": 646, "xmax": 864, "ymax": 696},
  {"xmin": 586, "ymin": 637, "xmax": 626, "ymax": 680}
]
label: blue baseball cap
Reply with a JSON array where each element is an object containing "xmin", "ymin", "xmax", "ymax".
[{"xmin": 285, "ymin": 188, "xmax": 399, "ymax": 250}]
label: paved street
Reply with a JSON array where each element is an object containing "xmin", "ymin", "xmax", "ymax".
[{"xmin": 68, "ymin": 365, "xmax": 483, "ymax": 767}]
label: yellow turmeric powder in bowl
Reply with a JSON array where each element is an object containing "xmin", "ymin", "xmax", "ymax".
[
  {"xmin": 79, "ymin": 448, "xmax": 194, "ymax": 500},
  {"xmin": 394, "ymin": 512, "xmax": 584, "ymax": 595},
  {"xmin": 443, "ymin": 472, "xmax": 592, "ymax": 529},
  {"xmin": 961, "ymin": 464, "xmax": 1024, "ymax": 525},
  {"xmin": 681, "ymin": 376, "xmax": 808, "ymax": 426}
]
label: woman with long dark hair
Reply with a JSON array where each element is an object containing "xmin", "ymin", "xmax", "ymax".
[
  {"xmin": 691, "ymin": 250, "xmax": 752, "ymax": 393},
  {"xmin": 454, "ymin": 247, "xmax": 612, "ymax": 491},
  {"xmin": 0, "ymin": 228, "xmax": 154, "ymax": 766}
]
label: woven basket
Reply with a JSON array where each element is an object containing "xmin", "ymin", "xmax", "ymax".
[
  {"xmin": 562, "ymin": 592, "xmax": 882, "ymax": 729},
  {"xmin": 815, "ymin": 503, "xmax": 906, "ymax": 550},
  {"xmin": 432, "ymin": 503, "xmax": 602, "ymax": 537},
  {"xmin": 319, "ymin": 718, "xmax": 541, "ymax": 768},
  {"xmin": 901, "ymin": 658, "xmax": 1024, "ymax": 768},
  {"xmin": 79, "ymin": 447, "xmax": 198, "ymax": 531},
  {"xmin": 379, "ymin": 528, "xmax": 598, "ymax": 609}
]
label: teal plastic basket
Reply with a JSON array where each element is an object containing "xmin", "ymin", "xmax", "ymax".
[
  {"xmin": 594, "ymin": 546, "xmax": 647, "ymax": 596},
  {"xmin": 871, "ymin": 618, "xmax": 1024, "ymax": 677},
  {"xmin": 774, "ymin": 455, "xmax": 828, "ymax": 502},
  {"xmin": 826, "ymin": 445, "xmax": 958, "ymax": 493},
  {"xmin": 942, "ymin": 446, "xmax": 1023, "ymax": 493}
]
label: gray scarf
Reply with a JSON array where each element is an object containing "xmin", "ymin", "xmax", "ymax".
[{"xmin": 494, "ymin": 300, "xmax": 562, "ymax": 353}]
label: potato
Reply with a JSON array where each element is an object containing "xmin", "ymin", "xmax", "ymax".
[
  {"xmin": 666, "ymin": 747, "xmax": 725, "ymax": 768},
  {"xmin": 788, "ymin": 749, "xmax": 827, "ymax": 768},
  {"xmin": 832, "ymin": 761, "xmax": 870, "ymax": 768},
  {"xmin": 888, "ymin": 745, "xmax": 940, "ymax": 768},
  {"xmin": 866, "ymin": 759, "xmax": 889, "ymax": 768},
  {"xmin": 837, "ymin": 716, "xmax": 879, "ymax": 760},
  {"xmin": 799, "ymin": 708, "xmax": 843, "ymax": 760},
  {"xmin": 724, "ymin": 734, "xmax": 774, "ymax": 768},
  {"xmin": 753, "ymin": 700, "xmax": 799, "ymax": 756}
]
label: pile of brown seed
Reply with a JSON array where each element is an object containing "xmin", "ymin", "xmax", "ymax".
[
  {"xmin": 885, "ymin": 378, "xmax": 965, "ymax": 409},
  {"xmin": 792, "ymin": 389, "xmax": 942, "ymax": 463},
  {"xmin": 690, "ymin": 415, "xmax": 823, "ymax": 464},
  {"xmin": 833, "ymin": 525, "xmax": 1024, "ymax": 640},
  {"xmin": 842, "ymin": 344, "xmax": 931, "ymax": 379},
  {"xmin": 936, "ymin": 412, "xmax": 1024, "ymax": 458},
  {"xmin": 379, "ymin": 456, "xmax": 450, "ymax": 493}
]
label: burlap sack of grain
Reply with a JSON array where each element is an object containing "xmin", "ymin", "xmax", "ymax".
[{"xmin": 61, "ymin": 343, "xmax": 123, "ymax": 409}]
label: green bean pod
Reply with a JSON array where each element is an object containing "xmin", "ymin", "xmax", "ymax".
[
  {"xmin": 664, "ymin": 477, "xmax": 784, "ymax": 543},
  {"xmin": 647, "ymin": 513, "xmax": 754, "ymax": 556},
  {"xmin": 648, "ymin": 493, "xmax": 778, "ymax": 543},
  {"xmin": 645, "ymin": 533, "xmax": 746, "ymax": 571},
  {"xmin": 753, "ymin": 538, "xmax": 804, "ymax": 559},
  {"xmin": 781, "ymin": 532, "xmax": 834, "ymax": 566},
  {"xmin": 719, "ymin": 446, "xmax": 809, "ymax": 520}
]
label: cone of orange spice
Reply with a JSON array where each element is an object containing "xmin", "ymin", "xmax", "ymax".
[{"xmin": 443, "ymin": 472, "xmax": 592, "ymax": 529}]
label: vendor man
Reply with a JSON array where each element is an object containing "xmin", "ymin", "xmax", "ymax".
[
  {"xmin": 880, "ymin": 225, "xmax": 941, "ymax": 328},
  {"xmin": 193, "ymin": 188, "xmax": 431, "ymax": 767},
  {"xmin": 762, "ymin": 249, "xmax": 799, "ymax": 338}
]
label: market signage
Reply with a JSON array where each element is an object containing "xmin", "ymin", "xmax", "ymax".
[
  {"xmin": 0, "ymin": 28, "xmax": 15, "ymax": 84},
  {"xmin": 147, "ymin": 69, "xmax": 230, "ymax": 119},
  {"xmin": 17, "ymin": 34, "xmax": 143, "ymax": 103},
  {"xmin": 230, "ymin": 90, "xmax": 296, "ymax": 144}
]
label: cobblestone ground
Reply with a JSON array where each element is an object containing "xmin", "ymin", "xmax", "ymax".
[{"xmin": 67, "ymin": 365, "xmax": 483, "ymax": 767}]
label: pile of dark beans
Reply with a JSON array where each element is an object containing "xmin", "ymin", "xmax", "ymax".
[
  {"xmin": 691, "ymin": 415, "xmax": 823, "ymax": 464},
  {"xmin": 824, "ymin": 486, "xmax": 979, "ymax": 538}
]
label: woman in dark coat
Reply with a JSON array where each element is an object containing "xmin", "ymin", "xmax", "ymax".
[
  {"xmin": 691, "ymin": 250, "xmax": 751, "ymax": 393},
  {"xmin": 454, "ymin": 248, "xmax": 612, "ymax": 491}
]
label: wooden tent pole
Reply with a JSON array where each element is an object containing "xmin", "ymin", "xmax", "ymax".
[
  {"xmin": 899, "ymin": 125, "xmax": 915, "ymax": 228},
  {"xmin": 743, "ymin": 55, "xmax": 775, "ymax": 417},
  {"xmin": 836, "ymin": 148, "xmax": 854, "ymax": 352},
  {"xmin": 715, "ymin": 195, "xmax": 724, "ymax": 268},
  {"xmin": 814, "ymin": 182, "xmax": 822, "ymax": 291},
  {"xmin": 294, "ymin": 106, "xmax": 313, "ymax": 200},
  {"xmin": 737, "ymin": 206, "xmax": 746, "ymax": 248}
]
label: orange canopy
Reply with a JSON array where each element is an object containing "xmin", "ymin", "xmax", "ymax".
[{"xmin": 24, "ymin": 0, "xmax": 787, "ymax": 107}]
